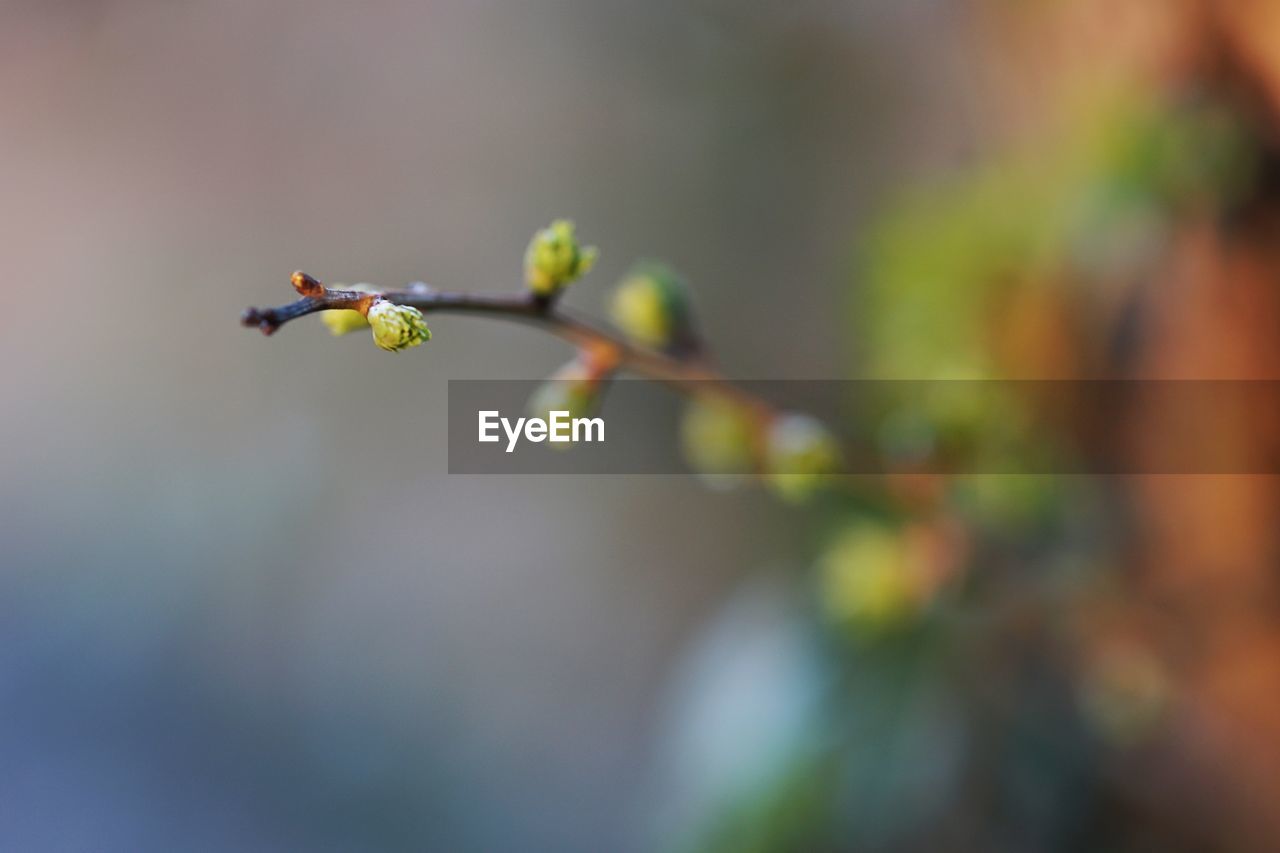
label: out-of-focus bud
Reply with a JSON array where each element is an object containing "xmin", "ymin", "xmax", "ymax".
[
  {"xmin": 367, "ymin": 300, "xmax": 432, "ymax": 352},
  {"xmin": 819, "ymin": 523, "xmax": 916, "ymax": 635},
  {"xmin": 319, "ymin": 284, "xmax": 377, "ymax": 336},
  {"xmin": 681, "ymin": 398, "xmax": 757, "ymax": 489},
  {"xmin": 765, "ymin": 413, "xmax": 841, "ymax": 503},
  {"xmin": 609, "ymin": 262, "xmax": 689, "ymax": 348},
  {"xmin": 820, "ymin": 520, "xmax": 962, "ymax": 638},
  {"xmin": 528, "ymin": 359, "xmax": 602, "ymax": 424},
  {"xmin": 524, "ymin": 219, "xmax": 598, "ymax": 296}
]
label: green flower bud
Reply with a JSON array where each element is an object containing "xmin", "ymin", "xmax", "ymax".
[
  {"xmin": 609, "ymin": 262, "xmax": 689, "ymax": 348},
  {"xmin": 524, "ymin": 219, "xmax": 598, "ymax": 296},
  {"xmin": 680, "ymin": 398, "xmax": 757, "ymax": 489},
  {"xmin": 528, "ymin": 360, "xmax": 601, "ymax": 424},
  {"xmin": 765, "ymin": 413, "xmax": 840, "ymax": 503},
  {"xmin": 321, "ymin": 309, "xmax": 369, "ymax": 336},
  {"xmin": 319, "ymin": 284, "xmax": 377, "ymax": 336},
  {"xmin": 367, "ymin": 300, "xmax": 431, "ymax": 352},
  {"xmin": 819, "ymin": 524, "xmax": 917, "ymax": 635}
]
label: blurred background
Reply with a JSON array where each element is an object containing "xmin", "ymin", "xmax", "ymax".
[{"xmin": 2, "ymin": 1, "xmax": 1278, "ymax": 850}]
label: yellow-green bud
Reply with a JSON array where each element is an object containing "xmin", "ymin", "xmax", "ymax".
[
  {"xmin": 528, "ymin": 361, "xmax": 600, "ymax": 424},
  {"xmin": 609, "ymin": 262, "xmax": 689, "ymax": 348},
  {"xmin": 319, "ymin": 284, "xmax": 376, "ymax": 336},
  {"xmin": 321, "ymin": 310, "xmax": 369, "ymax": 336},
  {"xmin": 367, "ymin": 300, "xmax": 431, "ymax": 352},
  {"xmin": 765, "ymin": 413, "xmax": 840, "ymax": 503},
  {"xmin": 680, "ymin": 398, "xmax": 756, "ymax": 489},
  {"xmin": 524, "ymin": 219, "xmax": 598, "ymax": 296},
  {"xmin": 819, "ymin": 524, "xmax": 917, "ymax": 635}
]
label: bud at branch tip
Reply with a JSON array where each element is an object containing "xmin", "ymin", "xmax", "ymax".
[
  {"xmin": 291, "ymin": 271, "xmax": 325, "ymax": 297},
  {"xmin": 524, "ymin": 220, "xmax": 598, "ymax": 296}
]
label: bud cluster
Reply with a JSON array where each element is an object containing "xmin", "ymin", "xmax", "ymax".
[
  {"xmin": 367, "ymin": 300, "xmax": 432, "ymax": 352},
  {"xmin": 678, "ymin": 401, "xmax": 841, "ymax": 502},
  {"xmin": 299, "ymin": 220, "xmax": 843, "ymax": 504},
  {"xmin": 524, "ymin": 219, "xmax": 599, "ymax": 296}
]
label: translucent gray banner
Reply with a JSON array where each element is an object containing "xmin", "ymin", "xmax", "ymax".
[{"xmin": 447, "ymin": 380, "xmax": 1280, "ymax": 475}]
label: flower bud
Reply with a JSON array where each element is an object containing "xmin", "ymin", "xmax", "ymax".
[
  {"xmin": 528, "ymin": 360, "xmax": 601, "ymax": 424},
  {"xmin": 321, "ymin": 309, "xmax": 369, "ymax": 336},
  {"xmin": 680, "ymin": 398, "xmax": 757, "ymax": 489},
  {"xmin": 765, "ymin": 413, "xmax": 840, "ymax": 503},
  {"xmin": 524, "ymin": 219, "xmax": 598, "ymax": 296},
  {"xmin": 818, "ymin": 524, "xmax": 916, "ymax": 635},
  {"xmin": 319, "ymin": 284, "xmax": 376, "ymax": 336},
  {"xmin": 609, "ymin": 262, "xmax": 689, "ymax": 348},
  {"xmin": 367, "ymin": 300, "xmax": 431, "ymax": 352}
]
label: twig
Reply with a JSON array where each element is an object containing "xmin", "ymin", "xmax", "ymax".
[{"xmin": 240, "ymin": 272, "xmax": 771, "ymax": 415}]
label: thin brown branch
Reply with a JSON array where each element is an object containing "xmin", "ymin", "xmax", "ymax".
[{"xmin": 239, "ymin": 272, "xmax": 771, "ymax": 415}]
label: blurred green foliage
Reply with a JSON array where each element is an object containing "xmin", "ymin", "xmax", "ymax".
[
  {"xmin": 858, "ymin": 90, "xmax": 1254, "ymax": 378},
  {"xmin": 675, "ymin": 88, "xmax": 1256, "ymax": 853}
]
